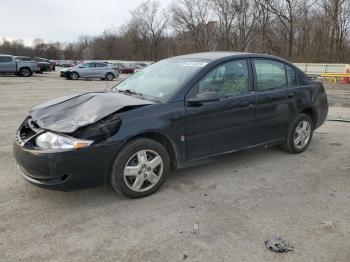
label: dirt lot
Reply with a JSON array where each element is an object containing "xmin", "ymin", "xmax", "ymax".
[{"xmin": 1, "ymin": 71, "xmax": 350, "ymax": 262}]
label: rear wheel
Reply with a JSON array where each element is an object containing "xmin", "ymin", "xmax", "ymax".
[
  {"xmin": 110, "ymin": 138, "xmax": 170, "ymax": 198},
  {"xmin": 105, "ymin": 72, "xmax": 114, "ymax": 81},
  {"xmin": 282, "ymin": 113, "xmax": 313, "ymax": 154},
  {"xmin": 19, "ymin": 67, "xmax": 32, "ymax": 77}
]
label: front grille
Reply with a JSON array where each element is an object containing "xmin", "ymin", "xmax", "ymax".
[{"xmin": 16, "ymin": 117, "xmax": 42, "ymax": 147}]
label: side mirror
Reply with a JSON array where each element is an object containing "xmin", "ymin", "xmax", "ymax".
[{"xmin": 186, "ymin": 92, "xmax": 220, "ymax": 106}]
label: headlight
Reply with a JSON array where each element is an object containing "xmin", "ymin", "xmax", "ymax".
[{"xmin": 35, "ymin": 132, "xmax": 93, "ymax": 150}]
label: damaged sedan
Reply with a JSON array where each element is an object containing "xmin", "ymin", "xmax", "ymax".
[{"xmin": 13, "ymin": 52, "xmax": 328, "ymax": 198}]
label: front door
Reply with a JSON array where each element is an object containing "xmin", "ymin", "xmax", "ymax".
[
  {"xmin": 185, "ymin": 59, "xmax": 255, "ymax": 160},
  {"xmin": 0, "ymin": 56, "xmax": 16, "ymax": 73},
  {"xmin": 80, "ymin": 62, "xmax": 96, "ymax": 77}
]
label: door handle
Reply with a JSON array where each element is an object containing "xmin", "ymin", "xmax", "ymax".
[
  {"xmin": 239, "ymin": 101, "xmax": 251, "ymax": 108},
  {"xmin": 287, "ymin": 93, "xmax": 294, "ymax": 99}
]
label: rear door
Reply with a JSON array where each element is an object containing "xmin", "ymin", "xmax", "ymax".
[
  {"xmin": 252, "ymin": 58, "xmax": 296, "ymax": 144},
  {"xmin": 185, "ymin": 59, "xmax": 255, "ymax": 160},
  {"xmin": 95, "ymin": 63, "xmax": 108, "ymax": 77},
  {"xmin": 0, "ymin": 56, "xmax": 16, "ymax": 73}
]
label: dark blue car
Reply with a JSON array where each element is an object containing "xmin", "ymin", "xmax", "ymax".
[{"xmin": 13, "ymin": 52, "xmax": 328, "ymax": 198}]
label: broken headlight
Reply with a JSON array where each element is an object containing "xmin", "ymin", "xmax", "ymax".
[{"xmin": 35, "ymin": 132, "xmax": 93, "ymax": 150}]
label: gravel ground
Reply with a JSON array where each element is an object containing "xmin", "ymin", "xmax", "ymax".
[
  {"xmin": 0, "ymin": 71, "xmax": 350, "ymax": 262},
  {"xmin": 323, "ymin": 82, "xmax": 350, "ymax": 108}
]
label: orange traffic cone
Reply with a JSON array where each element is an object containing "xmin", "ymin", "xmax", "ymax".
[{"xmin": 340, "ymin": 66, "xmax": 350, "ymax": 84}]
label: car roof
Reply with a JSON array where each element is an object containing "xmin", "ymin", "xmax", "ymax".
[{"xmin": 172, "ymin": 51, "xmax": 286, "ymax": 62}]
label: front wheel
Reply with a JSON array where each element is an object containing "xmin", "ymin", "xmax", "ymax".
[
  {"xmin": 70, "ymin": 72, "xmax": 79, "ymax": 80},
  {"xmin": 282, "ymin": 113, "xmax": 313, "ymax": 154},
  {"xmin": 110, "ymin": 138, "xmax": 170, "ymax": 198}
]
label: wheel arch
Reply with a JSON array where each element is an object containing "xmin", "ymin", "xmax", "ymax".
[
  {"xmin": 106, "ymin": 72, "xmax": 115, "ymax": 78},
  {"xmin": 132, "ymin": 132, "xmax": 178, "ymax": 169},
  {"xmin": 112, "ymin": 132, "xmax": 178, "ymax": 170},
  {"xmin": 19, "ymin": 66, "xmax": 32, "ymax": 73},
  {"xmin": 70, "ymin": 71, "xmax": 80, "ymax": 78},
  {"xmin": 299, "ymin": 108, "xmax": 318, "ymax": 128}
]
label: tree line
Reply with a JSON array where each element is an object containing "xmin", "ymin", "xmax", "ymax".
[{"xmin": 1, "ymin": 0, "xmax": 349, "ymax": 63}]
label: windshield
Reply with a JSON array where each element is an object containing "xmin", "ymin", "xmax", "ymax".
[{"xmin": 113, "ymin": 59, "xmax": 208, "ymax": 100}]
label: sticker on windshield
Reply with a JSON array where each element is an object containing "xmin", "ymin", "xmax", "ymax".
[{"xmin": 184, "ymin": 62, "xmax": 208, "ymax": 67}]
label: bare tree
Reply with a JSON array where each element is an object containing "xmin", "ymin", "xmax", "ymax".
[
  {"xmin": 171, "ymin": 0, "xmax": 212, "ymax": 52},
  {"xmin": 234, "ymin": 0, "xmax": 259, "ymax": 51},
  {"xmin": 128, "ymin": 0, "xmax": 168, "ymax": 60},
  {"xmin": 257, "ymin": 0, "xmax": 303, "ymax": 58},
  {"xmin": 211, "ymin": 0, "xmax": 237, "ymax": 50},
  {"xmin": 1, "ymin": 0, "xmax": 350, "ymax": 63},
  {"xmin": 321, "ymin": 0, "xmax": 350, "ymax": 61}
]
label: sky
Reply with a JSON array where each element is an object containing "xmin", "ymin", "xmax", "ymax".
[{"xmin": 0, "ymin": 0, "xmax": 172, "ymax": 46}]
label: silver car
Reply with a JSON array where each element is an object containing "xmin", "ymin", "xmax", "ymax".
[
  {"xmin": 66, "ymin": 62, "xmax": 119, "ymax": 81},
  {"xmin": 0, "ymin": 55, "xmax": 39, "ymax": 76}
]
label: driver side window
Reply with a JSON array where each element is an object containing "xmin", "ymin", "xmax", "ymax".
[
  {"xmin": 83, "ymin": 63, "xmax": 95, "ymax": 68},
  {"xmin": 198, "ymin": 59, "xmax": 249, "ymax": 98}
]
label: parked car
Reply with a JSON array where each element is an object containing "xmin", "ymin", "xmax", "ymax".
[
  {"xmin": 61, "ymin": 61, "xmax": 77, "ymax": 68},
  {"xmin": 59, "ymin": 67, "xmax": 70, "ymax": 78},
  {"xmin": 13, "ymin": 52, "xmax": 328, "ymax": 198},
  {"xmin": 33, "ymin": 57, "xmax": 51, "ymax": 72},
  {"xmin": 117, "ymin": 63, "xmax": 140, "ymax": 74},
  {"xmin": 65, "ymin": 62, "xmax": 119, "ymax": 80},
  {"xmin": 0, "ymin": 54, "xmax": 39, "ymax": 76},
  {"xmin": 14, "ymin": 56, "xmax": 41, "ymax": 73}
]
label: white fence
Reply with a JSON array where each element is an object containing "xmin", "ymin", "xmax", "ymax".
[{"xmin": 294, "ymin": 63, "xmax": 348, "ymax": 76}]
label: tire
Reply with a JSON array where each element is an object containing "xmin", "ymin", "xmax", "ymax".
[
  {"xmin": 70, "ymin": 72, "xmax": 79, "ymax": 80},
  {"xmin": 282, "ymin": 113, "xmax": 313, "ymax": 154},
  {"xmin": 110, "ymin": 138, "xmax": 170, "ymax": 198},
  {"xmin": 105, "ymin": 72, "xmax": 114, "ymax": 81},
  {"xmin": 19, "ymin": 67, "xmax": 32, "ymax": 77}
]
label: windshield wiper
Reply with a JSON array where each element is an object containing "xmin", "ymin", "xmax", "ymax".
[
  {"xmin": 118, "ymin": 89, "xmax": 143, "ymax": 97},
  {"xmin": 117, "ymin": 89, "xmax": 161, "ymax": 103}
]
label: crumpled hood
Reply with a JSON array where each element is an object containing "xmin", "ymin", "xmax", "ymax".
[{"xmin": 30, "ymin": 91, "xmax": 154, "ymax": 133}]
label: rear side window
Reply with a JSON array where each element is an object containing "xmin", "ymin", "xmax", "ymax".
[
  {"xmin": 286, "ymin": 65, "xmax": 297, "ymax": 87},
  {"xmin": 253, "ymin": 59, "xmax": 287, "ymax": 91},
  {"xmin": 96, "ymin": 63, "xmax": 107, "ymax": 68},
  {"xmin": 16, "ymin": 57, "xmax": 31, "ymax": 61},
  {"xmin": 0, "ymin": 56, "xmax": 12, "ymax": 63}
]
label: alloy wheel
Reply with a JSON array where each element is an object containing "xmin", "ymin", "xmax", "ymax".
[
  {"xmin": 71, "ymin": 72, "xmax": 78, "ymax": 80},
  {"xmin": 23, "ymin": 68, "xmax": 30, "ymax": 77},
  {"xmin": 123, "ymin": 149, "xmax": 163, "ymax": 192},
  {"xmin": 294, "ymin": 120, "xmax": 311, "ymax": 149}
]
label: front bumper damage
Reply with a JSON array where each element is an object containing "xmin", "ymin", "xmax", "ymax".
[{"xmin": 13, "ymin": 117, "xmax": 120, "ymax": 191}]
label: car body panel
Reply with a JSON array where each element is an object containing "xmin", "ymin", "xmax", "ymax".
[
  {"xmin": 13, "ymin": 52, "xmax": 329, "ymax": 191},
  {"xmin": 29, "ymin": 92, "xmax": 154, "ymax": 133}
]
